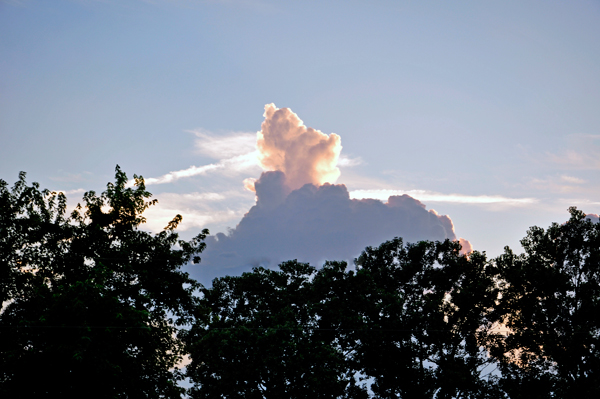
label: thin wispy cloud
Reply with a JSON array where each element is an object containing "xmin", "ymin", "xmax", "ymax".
[
  {"xmin": 337, "ymin": 155, "xmax": 363, "ymax": 167},
  {"xmin": 136, "ymin": 130, "xmax": 262, "ymax": 186},
  {"xmin": 142, "ymin": 191, "xmax": 248, "ymax": 233},
  {"xmin": 349, "ymin": 189, "xmax": 537, "ymax": 206},
  {"xmin": 140, "ymin": 0, "xmax": 275, "ymax": 11},
  {"xmin": 144, "ymin": 163, "xmax": 222, "ymax": 185},
  {"xmin": 528, "ymin": 174, "xmax": 588, "ymax": 194},
  {"xmin": 142, "ymin": 152, "xmax": 260, "ymax": 186},
  {"xmin": 546, "ymin": 134, "xmax": 600, "ymax": 170},
  {"xmin": 559, "ymin": 175, "xmax": 586, "ymax": 184},
  {"xmin": 143, "ymin": 206, "xmax": 240, "ymax": 233},
  {"xmin": 63, "ymin": 188, "xmax": 86, "ymax": 195},
  {"xmin": 52, "ymin": 188, "xmax": 86, "ymax": 199},
  {"xmin": 158, "ymin": 191, "xmax": 227, "ymax": 202},
  {"xmin": 554, "ymin": 198, "xmax": 600, "ymax": 209},
  {"xmin": 190, "ymin": 129, "xmax": 257, "ymax": 159}
]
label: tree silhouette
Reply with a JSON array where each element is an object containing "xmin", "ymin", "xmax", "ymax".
[
  {"xmin": 186, "ymin": 239, "xmax": 502, "ymax": 398},
  {"xmin": 490, "ymin": 207, "xmax": 600, "ymax": 398},
  {"xmin": 0, "ymin": 166, "xmax": 208, "ymax": 398},
  {"xmin": 352, "ymin": 238, "xmax": 501, "ymax": 399},
  {"xmin": 184, "ymin": 260, "xmax": 361, "ymax": 399}
]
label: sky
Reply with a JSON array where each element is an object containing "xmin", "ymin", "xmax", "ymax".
[{"xmin": 2, "ymin": 0, "xmax": 600, "ymax": 281}]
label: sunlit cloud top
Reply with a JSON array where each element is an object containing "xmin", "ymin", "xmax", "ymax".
[{"xmin": 257, "ymin": 103, "xmax": 342, "ymax": 190}]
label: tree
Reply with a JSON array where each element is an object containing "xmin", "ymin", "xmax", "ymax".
[
  {"xmin": 490, "ymin": 207, "xmax": 600, "ymax": 398},
  {"xmin": 185, "ymin": 238, "xmax": 501, "ymax": 398},
  {"xmin": 0, "ymin": 166, "xmax": 208, "ymax": 398},
  {"xmin": 184, "ymin": 260, "xmax": 362, "ymax": 399},
  {"xmin": 352, "ymin": 238, "xmax": 501, "ymax": 399}
]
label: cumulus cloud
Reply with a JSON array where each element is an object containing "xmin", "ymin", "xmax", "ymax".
[
  {"xmin": 458, "ymin": 237, "xmax": 473, "ymax": 255},
  {"xmin": 142, "ymin": 107, "xmax": 344, "ymax": 190},
  {"xmin": 257, "ymin": 104, "xmax": 342, "ymax": 190},
  {"xmin": 194, "ymin": 171, "xmax": 463, "ymax": 284},
  {"xmin": 186, "ymin": 104, "xmax": 476, "ymax": 285}
]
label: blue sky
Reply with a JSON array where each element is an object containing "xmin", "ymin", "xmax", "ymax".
[{"xmin": 2, "ymin": 0, "xmax": 599, "ymax": 261}]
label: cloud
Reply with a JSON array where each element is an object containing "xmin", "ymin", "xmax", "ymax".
[
  {"xmin": 141, "ymin": 191, "xmax": 246, "ymax": 233},
  {"xmin": 559, "ymin": 175, "xmax": 586, "ymax": 184},
  {"xmin": 337, "ymin": 154, "xmax": 364, "ymax": 167},
  {"xmin": 194, "ymin": 171, "xmax": 463, "ymax": 284},
  {"xmin": 54, "ymin": 188, "xmax": 86, "ymax": 196},
  {"xmin": 141, "ymin": 152, "xmax": 260, "ymax": 186},
  {"xmin": 131, "ymin": 129, "xmax": 261, "ymax": 187},
  {"xmin": 190, "ymin": 130, "xmax": 257, "ymax": 159},
  {"xmin": 586, "ymin": 213, "xmax": 599, "ymax": 224},
  {"xmin": 139, "ymin": 106, "xmax": 344, "ymax": 190},
  {"xmin": 131, "ymin": 104, "xmax": 483, "ymax": 285},
  {"xmin": 458, "ymin": 237, "xmax": 473, "ymax": 255},
  {"xmin": 528, "ymin": 174, "xmax": 587, "ymax": 194},
  {"xmin": 144, "ymin": 164, "xmax": 223, "ymax": 185},
  {"xmin": 185, "ymin": 105, "xmax": 476, "ymax": 285},
  {"xmin": 242, "ymin": 177, "xmax": 257, "ymax": 192},
  {"xmin": 257, "ymin": 104, "xmax": 342, "ymax": 190},
  {"xmin": 349, "ymin": 189, "xmax": 537, "ymax": 206},
  {"xmin": 546, "ymin": 134, "xmax": 600, "ymax": 170}
]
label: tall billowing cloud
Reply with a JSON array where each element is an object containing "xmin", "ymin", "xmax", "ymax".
[
  {"xmin": 191, "ymin": 104, "xmax": 470, "ymax": 285},
  {"xmin": 195, "ymin": 171, "xmax": 463, "ymax": 284},
  {"xmin": 257, "ymin": 104, "xmax": 342, "ymax": 190}
]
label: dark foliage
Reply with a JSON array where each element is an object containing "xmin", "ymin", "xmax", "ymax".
[
  {"xmin": 0, "ymin": 167, "xmax": 208, "ymax": 398},
  {"xmin": 183, "ymin": 260, "xmax": 358, "ymax": 399},
  {"xmin": 186, "ymin": 239, "xmax": 502, "ymax": 398},
  {"xmin": 490, "ymin": 207, "xmax": 600, "ymax": 398},
  {"xmin": 352, "ymin": 239, "xmax": 502, "ymax": 399}
]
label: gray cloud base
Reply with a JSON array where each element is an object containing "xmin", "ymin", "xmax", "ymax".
[{"xmin": 191, "ymin": 171, "xmax": 457, "ymax": 286}]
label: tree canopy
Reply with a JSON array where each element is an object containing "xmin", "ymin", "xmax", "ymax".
[
  {"xmin": 185, "ymin": 239, "xmax": 505, "ymax": 398},
  {"xmin": 489, "ymin": 207, "xmax": 600, "ymax": 398},
  {"xmin": 0, "ymin": 166, "xmax": 208, "ymax": 397}
]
